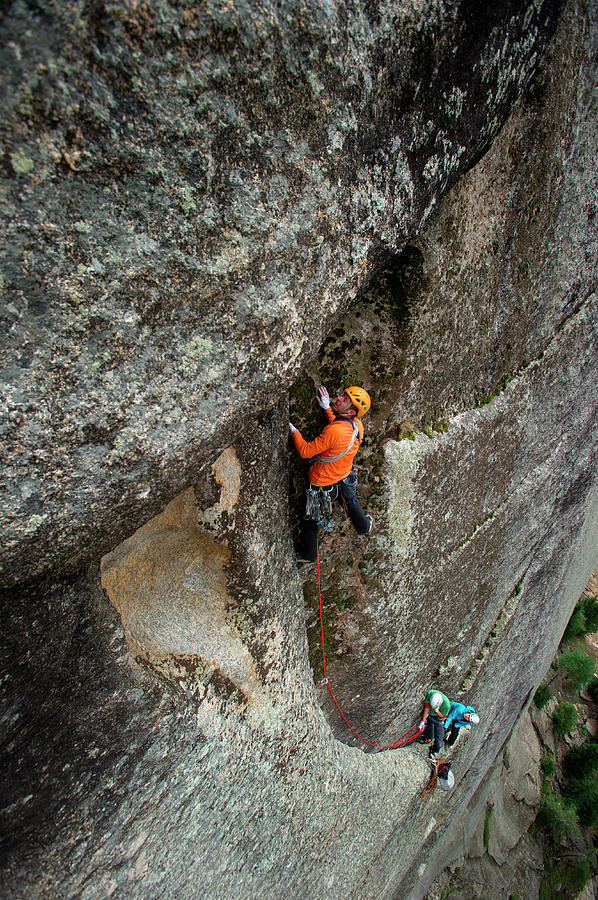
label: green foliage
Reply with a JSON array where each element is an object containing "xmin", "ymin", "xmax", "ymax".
[
  {"xmin": 541, "ymin": 860, "xmax": 591, "ymax": 899},
  {"xmin": 563, "ymin": 594, "xmax": 598, "ymax": 641},
  {"xmin": 475, "ymin": 392, "xmax": 497, "ymax": 408},
  {"xmin": 537, "ymin": 784, "xmax": 578, "ymax": 842},
  {"xmin": 578, "ymin": 798, "xmax": 598, "ymax": 827},
  {"xmin": 581, "ymin": 594, "xmax": 598, "ymax": 633},
  {"xmin": 563, "ymin": 607, "xmax": 586, "ymax": 641},
  {"xmin": 534, "ymin": 682, "xmax": 553, "ymax": 710},
  {"xmin": 559, "ymin": 649, "xmax": 595, "ymax": 689},
  {"xmin": 565, "ymin": 860, "xmax": 591, "ymax": 894},
  {"xmin": 563, "ymin": 741, "xmax": 598, "ymax": 826},
  {"xmin": 552, "ymin": 701, "xmax": 577, "ymax": 735},
  {"xmin": 541, "ymin": 753, "xmax": 556, "ymax": 776},
  {"xmin": 564, "ymin": 740, "xmax": 598, "ymax": 781}
]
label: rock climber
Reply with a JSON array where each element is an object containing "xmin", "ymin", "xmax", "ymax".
[
  {"xmin": 289, "ymin": 385, "xmax": 372, "ymax": 563},
  {"xmin": 443, "ymin": 701, "xmax": 480, "ymax": 748},
  {"xmin": 418, "ymin": 688, "xmax": 450, "ymax": 761}
]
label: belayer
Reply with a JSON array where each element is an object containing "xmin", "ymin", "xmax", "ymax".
[
  {"xmin": 444, "ymin": 701, "xmax": 480, "ymax": 748},
  {"xmin": 419, "ymin": 690, "xmax": 480, "ymax": 759},
  {"xmin": 289, "ymin": 386, "xmax": 372, "ymax": 563},
  {"xmin": 418, "ymin": 688, "xmax": 450, "ymax": 761}
]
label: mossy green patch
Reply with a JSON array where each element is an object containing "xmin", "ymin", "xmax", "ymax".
[
  {"xmin": 10, "ymin": 149, "xmax": 35, "ymax": 175},
  {"xmin": 181, "ymin": 335, "xmax": 212, "ymax": 375},
  {"xmin": 290, "ymin": 371, "xmax": 316, "ymax": 424},
  {"xmin": 369, "ymin": 245, "xmax": 427, "ymax": 341}
]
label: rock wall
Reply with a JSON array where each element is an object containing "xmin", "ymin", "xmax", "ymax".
[
  {"xmin": 1, "ymin": 0, "xmax": 562, "ymax": 585},
  {"xmin": 292, "ymin": 0, "xmax": 598, "ymax": 752},
  {"xmin": 426, "ymin": 711, "xmax": 545, "ymax": 900},
  {"xmin": 2, "ymin": 0, "xmax": 598, "ymax": 898}
]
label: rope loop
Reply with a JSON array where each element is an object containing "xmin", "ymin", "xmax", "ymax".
[{"xmin": 316, "ymin": 537, "xmax": 421, "ymax": 750}]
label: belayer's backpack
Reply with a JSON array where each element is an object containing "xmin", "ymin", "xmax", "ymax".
[
  {"xmin": 436, "ymin": 761, "xmax": 455, "ymax": 791},
  {"xmin": 422, "ymin": 758, "xmax": 455, "ymax": 802}
]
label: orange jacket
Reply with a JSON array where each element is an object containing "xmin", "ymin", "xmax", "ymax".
[{"xmin": 292, "ymin": 409, "xmax": 364, "ymax": 486}]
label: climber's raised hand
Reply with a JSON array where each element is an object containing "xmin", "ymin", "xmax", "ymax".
[{"xmin": 317, "ymin": 386, "xmax": 330, "ymax": 409}]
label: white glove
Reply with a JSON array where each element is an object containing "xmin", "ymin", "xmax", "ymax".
[
  {"xmin": 289, "ymin": 422, "xmax": 297, "ymax": 434},
  {"xmin": 419, "ymin": 721, "xmax": 425, "ymax": 731},
  {"xmin": 317, "ymin": 386, "xmax": 330, "ymax": 409}
]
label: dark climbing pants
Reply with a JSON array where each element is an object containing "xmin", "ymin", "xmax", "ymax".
[
  {"xmin": 423, "ymin": 716, "xmax": 445, "ymax": 754},
  {"xmin": 445, "ymin": 724, "xmax": 460, "ymax": 747},
  {"xmin": 300, "ymin": 482, "xmax": 370, "ymax": 562}
]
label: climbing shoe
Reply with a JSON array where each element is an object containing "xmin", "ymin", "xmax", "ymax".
[{"xmin": 364, "ymin": 514, "xmax": 374, "ymax": 535}]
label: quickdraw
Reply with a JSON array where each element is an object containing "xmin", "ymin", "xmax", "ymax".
[{"xmin": 304, "ymin": 485, "xmax": 335, "ymax": 532}]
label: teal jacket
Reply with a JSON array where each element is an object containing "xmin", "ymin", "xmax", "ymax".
[{"xmin": 444, "ymin": 702, "xmax": 476, "ymax": 729}]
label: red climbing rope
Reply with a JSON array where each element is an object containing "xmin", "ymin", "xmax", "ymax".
[
  {"xmin": 340, "ymin": 496, "xmax": 393, "ymax": 725},
  {"xmin": 316, "ymin": 539, "xmax": 422, "ymax": 750}
]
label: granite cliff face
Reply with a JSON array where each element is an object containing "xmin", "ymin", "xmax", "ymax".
[
  {"xmin": 1, "ymin": 0, "xmax": 562, "ymax": 585},
  {"xmin": 2, "ymin": 1, "xmax": 598, "ymax": 898}
]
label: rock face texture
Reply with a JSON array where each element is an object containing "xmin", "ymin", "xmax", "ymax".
[
  {"xmin": 1, "ymin": 0, "xmax": 562, "ymax": 585},
  {"xmin": 2, "ymin": 0, "xmax": 598, "ymax": 898},
  {"xmin": 427, "ymin": 712, "xmax": 545, "ymax": 900}
]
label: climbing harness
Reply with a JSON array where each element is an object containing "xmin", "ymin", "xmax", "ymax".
[
  {"xmin": 315, "ymin": 535, "xmax": 422, "ymax": 750},
  {"xmin": 313, "ymin": 418, "xmax": 359, "ymax": 464},
  {"xmin": 304, "ymin": 470, "xmax": 359, "ymax": 532}
]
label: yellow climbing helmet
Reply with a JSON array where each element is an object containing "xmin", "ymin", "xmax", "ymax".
[{"xmin": 345, "ymin": 386, "xmax": 371, "ymax": 417}]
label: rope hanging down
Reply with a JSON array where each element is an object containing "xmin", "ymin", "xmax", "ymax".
[
  {"xmin": 316, "ymin": 538, "xmax": 421, "ymax": 750},
  {"xmin": 340, "ymin": 496, "xmax": 393, "ymax": 726}
]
